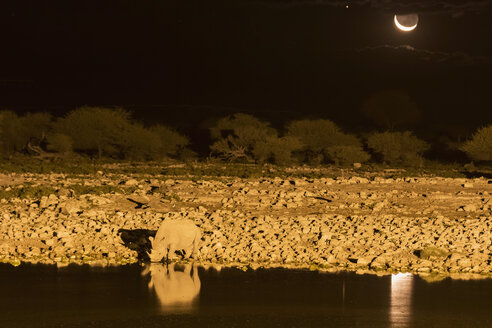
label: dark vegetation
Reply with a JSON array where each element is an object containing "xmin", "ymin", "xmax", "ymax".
[
  {"xmin": 0, "ymin": 183, "xmax": 139, "ymax": 200},
  {"xmin": 0, "ymin": 106, "xmax": 490, "ymax": 174}
]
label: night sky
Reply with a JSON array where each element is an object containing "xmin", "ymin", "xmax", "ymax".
[{"xmin": 1, "ymin": 0, "xmax": 491, "ymax": 135}]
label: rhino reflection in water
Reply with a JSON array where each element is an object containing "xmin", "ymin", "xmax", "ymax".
[
  {"xmin": 144, "ymin": 263, "xmax": 201, "ymax": 313},
  {"xmin": 390, "ymin": 273, "xmax": 413, "ymax": 328}
]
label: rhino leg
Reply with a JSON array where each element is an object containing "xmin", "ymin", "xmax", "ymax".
[
  {"xmin": 181, "ymin": 246, "xmax": 191, "ymax": 259},
  {"xmin": 167, "ymin": 244, "xmax": 177, "ymax": 261},
  {"xmin": 192, "ymin": 233, "xmax": 200, "ymax": 258}
]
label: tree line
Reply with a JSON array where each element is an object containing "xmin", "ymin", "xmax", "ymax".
[{"xmin": 0, "ymin": 107, "xmax": 490, "ymax": 165}]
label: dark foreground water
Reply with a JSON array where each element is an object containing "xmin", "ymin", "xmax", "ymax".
[{"xmin": 0, "ymin": 263, "xmax": 490, "ymax": 328}]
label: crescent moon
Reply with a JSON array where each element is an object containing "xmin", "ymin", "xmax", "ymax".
[{"xmin": 394, "ymin": 15, "xmax": 417, "ymax": 32}]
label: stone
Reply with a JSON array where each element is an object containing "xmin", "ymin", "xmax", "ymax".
[
  {"xmin": 356, "ymin": 257, "xmax": 372, "ymax": 267},
  {"xmin": 125, "ymin": 179, "xmax": 139, "ymax": 186},
  {"xmin": 44, "ymin": 239, "xmax": 56, "ymax": 247},
  {"xmin": 462, "ymin": 205, "xmax": 477, "ymax": 212},
  {"xmin": 59, "ymin": 200, "xmax": 84, "ymax": 215}
]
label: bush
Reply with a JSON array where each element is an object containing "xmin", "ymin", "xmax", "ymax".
[
  {"xmin": 0, "ymin": 111, "xmax": 53, "ymax": 157},
  {"xmin": 55, "ymin": 107, "xmax": 190, "ymax": 160},
  {"xmin": 0, "ymin": 110, "xmax": 24, "ymax": 155},
  {"xmin": 150, "ymin": 125, "xmax": 190, "ymax": 158},
  {"xmin": 57, "ymin": 107, "xmax": 133, "ymax": 158},
  {"xmin": 21, "ymin": 112, "xmax": 52, "ymax": 140},
  {"xmin": 209, "ymin": 113, "xmax": 277, "ymax": 161},
  {"xmin": 367, "ymin": 131, "xmax": 429, "ymax": 165},
  {"xmin": 210, "ymin": 113, "xmax": 275, "ymax": 140},
  {"xmin": 460, "ymin": 125, "xmax": 492, "ymax": 162},
  {"xmin": 286, "ymin": 119, "xmax": 367, "ymax": 164},
  {"xmin": 210, "ymin": 135, "xmax": 251, "ymax": 162},
  {"xmin": 324, "ymin": 145, "xmax": 370, "ymax": 165},
  {"xmin": 46, "ymin": 133, "xmax": 73, "ymax": 154},
  {"xmin": 252, "ymin": 136, "xmax": 302, "ymax": 165},
  {"xmin": 120, "ymin": 123, "xmax": 162, "ymax": 160}
]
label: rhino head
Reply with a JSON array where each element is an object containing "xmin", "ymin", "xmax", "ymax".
[{"xmin": 147, "ymin": 236, "xmax": 166, "ymax": 262}]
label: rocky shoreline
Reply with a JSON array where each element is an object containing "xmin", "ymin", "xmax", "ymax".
[{"xmin": 0, "ymin": 172, "xmax": 491, "ymax": 279}]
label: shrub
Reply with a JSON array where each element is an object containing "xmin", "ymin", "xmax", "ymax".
[
  {"xmin": 460, "ymin": 125, "xmax": 492, "ymax": 162},
  {"xmin": 150, "ymin": 125, "xmax": 190, "ymax": 158},
  {"xmin": 210, "ymin": 113, "xmax": 275, "ymax": 141},
  {"xmin": 56, "ymin": 107, "xmax": 183, "ymax": 160},
  {"xmin": 0, "ymin": 111, "xmax": 53, "ymax": 156},
  {"xmin": 46, "ymin": 133, "xmax": 73, "ymax": 154},
  {"xmin": 57, "ymin": 107, "xmax": 133, "ymax": 158},
  {"xmin": 21, "ymin": 112, "xmax": 52, "ymax": 140},
  {"xmin": 210, "ymin": 135, "xmax": 251, "ymax": 162},
  {"xmin": 120, "ymin": 123, "xmax": 162, "ymax": 160},
  {"xmin": 253, "ymin": 136, "xmax": 302, "ymax": 165},
  {"xmin": 366, "ymin": 131, "xmax": 429, "ymax": 165},
  {"xmin": 324, "ymin": 145, "xmax": 370, "ymax": 165},
  {"xmin": 209, "ymin": 113, "xmax": 277, "ymax": 162},
  {"xmin": 0, "ymin": 110, "xmax": 24, "ymax": 155},
  {"xmin": 286, "ymin": 119, "xmax": 340, "ymax": 152},
  {"xmin": 286, "ymin": 119, "xmax": 366, "ymax": 164}
]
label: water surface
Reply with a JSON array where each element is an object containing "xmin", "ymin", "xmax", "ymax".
[{"xmin": 0, "ymin": 263, "xmax": 490, "ymax": 328}]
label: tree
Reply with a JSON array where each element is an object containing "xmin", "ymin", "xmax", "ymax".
[
  {"xmin": 57, "ymin": 107, "xmax": 133, "ymax": 159},
  {"xmin": 46, "ymin": 133, "xmax": 73, "ymax": 154},
  {"xmin": 361, "ymin": 90, "xmax": 421, "ymax": 130},
  {"xmin": 209, "ymin": 113, "xmax": 277, "ymax": 162},
  {"xmin": 0, "ymin": 111, "xmax": 54, "ymax": 156},
  {"xmin": 460, "ymin": 125, "xmax": 492, "ymax": 162},
  {"xmin": 119, "ymin": 123, "xmax": 162, "ymax": 160},
  {"xmin": 150, "ymin": 125, "xmax": 190, "ymax": 158},
  {"xmin": 252, "ymin": 136, "xmax": 302, "ymax": 165},
  {"xmin": 286, "ymin": 119, "xmax": 368, "ymax": 164},
  {"xmin": 21, "ymin": 112, "xmax": 52, "ymax": 140},
  {"xmin": 0, "ymin": 110, "xmax": 24, "ymax": 155},
  {"xmin": 324, "ymin": 145, "xmax": 370, "ymax": 166},
  {"xmin": 366, "ymin": 131, "xmax": 429, "ymax": 165}
]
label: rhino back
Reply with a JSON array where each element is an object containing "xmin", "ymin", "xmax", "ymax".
[{"xmin": 155, "ymin": 219, "xmax": 199, "ymax": 249}]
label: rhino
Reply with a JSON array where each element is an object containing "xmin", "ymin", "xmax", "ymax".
[{"xmin": 147, "ymin": 219, "xmax": 201, "ymax": 262}]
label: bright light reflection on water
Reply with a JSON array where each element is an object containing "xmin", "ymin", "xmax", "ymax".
[{"xmin": 390, "ymin": 273, "xmax": 413, "ymax": 328}]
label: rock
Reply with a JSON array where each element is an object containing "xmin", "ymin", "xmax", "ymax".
[
  {"xmin": 462, "ymin": 183, "xmax": 474, "ymax": 188},
  {"xmin": 44, "ymin": 239, "xmax": 56, "ymax": 247},
  {"xmin": 59, "ymin": 199, "xmax": 84, "ymax": 215},
  {"xmin": 57, "ymin": 188, "xmax": 71, "ymax": 198},
  {"xmin": 40, "ymin": 196, "xmax": 49, "ymax": 209},
  {"xmin": 125, "ymin": 179, "xmax": 139, "ymax": 186},
  {"xmin": 355, "ymin": 257, "xmax": 372, "ymax": 267},
  {"xmin": 417, "ymin": 246, "xmax": 449, "ymax": 260},
  {"xmin": 353, "ymin": 163, "xmax": 362, "ymax": 169},
  {"xmin": 370, "ymin": 256, "xmax": 388, "ymax": 270},
  {"xmin": 462, "ymin": 204, "xmax": 477, "ymax": 212},
  {"xmin": 457, "ymin": 258, "xmax": 472, "ymax": 268},
  {"xmin": 56, "ymin": 230, "xmax": 71, "ymax": 238}
]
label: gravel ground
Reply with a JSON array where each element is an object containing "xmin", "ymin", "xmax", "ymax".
[{"xmin": 0, "ymin": 172, "xmax": 490, "ymax": 278}]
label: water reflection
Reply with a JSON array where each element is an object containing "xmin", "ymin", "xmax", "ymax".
[
  {"xmin": 390, "ymin": 273, "xmax": 413, "ymax": 328},
  {"xmin": 143, "ymin": 263, "xmax": 201, "ymax": 313}
]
